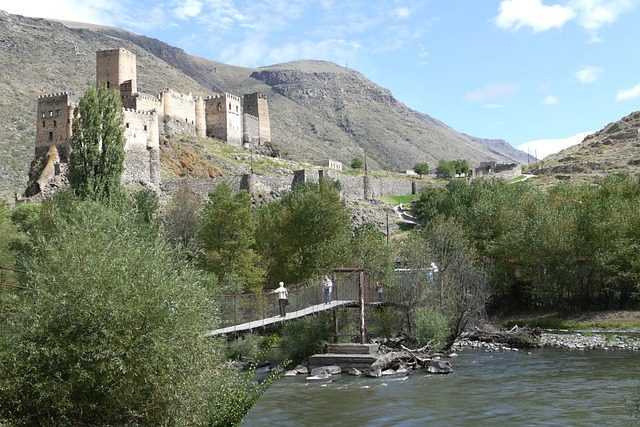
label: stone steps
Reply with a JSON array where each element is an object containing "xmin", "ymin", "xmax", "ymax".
[
  {"xmin": 326, "ymin": 343, "xmax": 379, "ymax": 355},
  {"xmin": 308, "ymin": 353, "xmax": 379, "ymax": 370}
]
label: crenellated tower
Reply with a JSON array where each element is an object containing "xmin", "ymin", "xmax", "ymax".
[
  {"xmin": 35, "ymin": 92, "xmax": 74, "ymax": 161},
  {"xmin": 96, "ymin": 48, "xmax": 137, "ymax": 95},
  {"xmin": 243, "ymin": 92, "xmax": 271, "ymax": 144}
]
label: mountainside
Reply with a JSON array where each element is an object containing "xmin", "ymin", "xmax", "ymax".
[
  {"xmin": 531, "ymin": 111, "xmax": 640, "ymax": 185},
  {"xmin": 0, "ymin": 11, "xmax": 527, "ymax": 202}
]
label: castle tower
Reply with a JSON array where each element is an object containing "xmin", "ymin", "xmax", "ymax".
[
  {"xmin": 243, "ymin": 92, "xmax": 271, "ymax": 144},
  {"xmin": 96, "ymin": 48, "xmax": 137, "ymax": 95},
  {"xmin": 205, "ymin": 93, "xmax": 242, "ymax": 146},
  {"xmin": 35, "ymin": 93, "xmax": 74, "ymax": 161}
]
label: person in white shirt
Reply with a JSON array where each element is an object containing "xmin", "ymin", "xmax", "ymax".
[
  {"xmin": 274, "ymin": 281, "xmax": 289, "ymax": 317},
  {"xmin": 322, "ymin": 274, "xmax": 333, "ymax": 304}
]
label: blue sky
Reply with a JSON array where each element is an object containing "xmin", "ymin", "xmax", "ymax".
[{"xmin": 2, "ymin": 0, "xmax": 640, "ymax": 158}]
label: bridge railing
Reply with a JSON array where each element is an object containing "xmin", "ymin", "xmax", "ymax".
[{"xmin": 214, "ymin": 269, "xmax": 422, "ymax": 329}]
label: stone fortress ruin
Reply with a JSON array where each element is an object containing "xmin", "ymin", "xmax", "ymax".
[{"xmin": 30, "ymin": 48, "xmax": 271, "ymax": 197}]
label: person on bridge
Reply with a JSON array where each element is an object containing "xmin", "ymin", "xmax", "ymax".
[
  {"xmin": 322, "ymin": 274, "xmax": 333, "ymax": 304},
  {"xmin": 273, "ymin": 282, "xmax": 289, "ymax": 317},
  {"xmin": 375, "ymin": 281, "xmax": 383, "ymax": 302}
]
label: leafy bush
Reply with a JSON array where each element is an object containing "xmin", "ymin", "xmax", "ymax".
[
  {"xmin": 414, "ymin": 307, "xmax": 449, "ymax": 351},
  {"xmin": 0, "ymin": 195, "xmax": 221, "ymax": 426},
  {"xmin": 281, "ymin": 312, "xmax": 333, "ymax": 363}
]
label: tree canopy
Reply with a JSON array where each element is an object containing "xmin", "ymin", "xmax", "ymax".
[{"xmin": 68, "ymin": 83, "xmax": 126, "ymax": 202}]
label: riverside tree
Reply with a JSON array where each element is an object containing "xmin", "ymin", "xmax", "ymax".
[
  {"xmin": 399, "ymin": 218, "xmax": 490, "ymax": 349},
  {"xmin": 68, "ymin": 83, "xmax": 126, "ymax": 202},
  {"xmin": 198, "ymin": 182, "xmax": 266, "ymax": 293},
  {"xmin": 255, "ymin": 179, "xmax": 351, "ymax": 285},
  {"xmin": 0, "ymin": 192, "xmax": 276, "ymax": 426}
]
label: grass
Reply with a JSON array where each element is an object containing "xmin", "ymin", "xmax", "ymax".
[
  {"xmin": 502, "ymin": 312, "xmax": 640, "ymax": 331},
  {"xmin": 379, "ymin": 194, "xmax": 422, "ymax": 205}
]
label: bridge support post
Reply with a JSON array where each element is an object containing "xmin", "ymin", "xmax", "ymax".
[
  {"xmin": 333, "ymin": 307, "xmax": 339, "ymax": 343},
  {"xmin": 359, "ymin": 270, "xmax": 365, "ymax": 344}
]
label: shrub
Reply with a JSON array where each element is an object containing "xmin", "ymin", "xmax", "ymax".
[
  {"xmin": 414, "ymin": 307, "xmax": 449, "ymax": 351},
  {"xmin": 281, "ymin": 312, "xmax": 333, "ymax": 363}
]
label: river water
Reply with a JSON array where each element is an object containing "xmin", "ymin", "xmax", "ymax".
[{"xmin": 242, "ymin": 348, "xmax": 640, "ymax": 426}]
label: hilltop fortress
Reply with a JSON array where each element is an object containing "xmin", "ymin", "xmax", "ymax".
[{"xmin": 29, "ymin": 48, "xmax": 270, "ymax": 196}]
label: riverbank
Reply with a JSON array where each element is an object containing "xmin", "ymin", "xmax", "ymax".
[
  {"xmin": 452, "ymin": 331, "xmax": 640, "ymax": 352},
  {"xmin": 453, "ymin": 310, "xmax": 640, "ymax": 352}
]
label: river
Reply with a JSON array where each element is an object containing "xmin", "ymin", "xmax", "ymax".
[{"xmin": 242, "ymin": 348, "xmax": 639, "ymax": 426}]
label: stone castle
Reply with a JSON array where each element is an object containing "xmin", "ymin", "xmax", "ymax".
[{"xmin": 32, "ymin": 48, "xmax": 270, "ymax": 195}]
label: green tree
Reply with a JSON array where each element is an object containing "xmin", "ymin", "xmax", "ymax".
[
  {"xmin": 399, "ymin": 218, "xmax": 490, "ymax": 349},
  {"xmin": 0, "ymin": 193, "xmax": 224, "ymax": 425},
  {"xmin": 256, "ymin": 179, "xmax": 351, "ymax": 285},
  {"xmin": 413, "ymin": 162, "xmax": 430, "ymax": 178},
  {"xmin": 68, "ymin": 83, "xmax": 126, "ymax": 202},
  {"xmin": 199, "ymin": 182, "xmax": 266, "ymax": 293},
  {"xmin": 435, "ymin": 160, "xmax": 456, "ymax": 178},
  {"xmin": 163, "ymin": 180, "xmax": 202, "ymax": 252},
  {"xmin": 351, "ymin": 157, "xmax": 364, "ymax": 169}
]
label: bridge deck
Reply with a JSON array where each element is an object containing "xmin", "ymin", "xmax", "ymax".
[{"xmin": 205, "ymin": 299, "xmax": 355, "ymax": 336}]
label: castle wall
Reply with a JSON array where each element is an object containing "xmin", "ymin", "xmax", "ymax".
[
  {"xmin": 35, "ymin": 93, "xmax": 73, "ymax": 161},
  {"xmin": 205, "ymin": 93, "xmax": 242, "ymax": 146},
  {"xmin": 194, "ymin": 97, "xmax": 206, "ymax": 138},
  {"xmin": 243, "ymin": 92, "xmax": 271, "ymax": 144},
  {"xmin": 122, "ymin": 109, "xmax": 160, "ymax": 187},
  {"xmin": 243, "ymin": 113, "xmax": 259, "ymax": 146},
  {"xmin": 96, "ymin": 48, "xmax": 137, "ymax": 93},
  {"xmin": 161, "ymin": 89, "xmax": 197, "ymax": 135}
]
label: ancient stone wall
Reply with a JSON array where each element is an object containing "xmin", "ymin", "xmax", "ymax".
[
  {"xmin": 122, "ymin": 109, "xmax": 160, "ymax": 187},
  {"xmin": 161, "ymin": 89, "xmax": 196, "ymax": 129},
  {"xmin": 243, "ymin": 113, "xmax": 259, "ymax": 146},
  {"xmin": 160, "ymin": 171, "xmax": 419, "ymax": 204},
  {"xmin": 194, "ymin": 97, "xmax": 206, "ymax": 138},
  {"xmin": 35, "ymin": 93, "xmax": 73, "ymax": 161},
  {"xmin": 474, "ymin": 162, "xmax": 522, "ymax": 181}
]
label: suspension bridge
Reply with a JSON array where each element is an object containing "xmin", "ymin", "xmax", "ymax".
[{"xmin": 205, "ymin": 268, "xmax": 403, "ymax": 341}]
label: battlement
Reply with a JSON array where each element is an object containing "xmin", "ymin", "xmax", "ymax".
[
  {"xmin": 38, "ymin": 92, "xmax": 70, "ymax": 100},
  {"xmin": 207, "ymin": 92, "xmax": 241, "ymax": 102},
  {"xmin": 124, "ymin": 108, "xmax": 157, "ymax": 116},
  {"xmin": 97, "ymin": 48, "xmax": 136, "ymax": 58}
]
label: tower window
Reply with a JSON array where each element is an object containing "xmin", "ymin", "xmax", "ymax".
[
  {"xmin": 126, "ymin": 123, "xmax": 130, "ymax": 128},
  {"xmin": 48, "ymin": 132, "xmax": 53, "ymax": 141},
  {"xmin": 49, "ymin": 111, "xmax": 53, "ymax": 117},
  {"xmin": 42, "ymin": 120, "xmax": 45, "ymax": 128},
  {"xmin": 53, "ymin": 120, "xmax": 57, "ymax": 128},
  {"xmin": 217, "ymin": 102, "xmax": 222, "ymax": 112},
  {"xmin": 143, "ymin": 125, "xmax": 148, "ymax": 131}
]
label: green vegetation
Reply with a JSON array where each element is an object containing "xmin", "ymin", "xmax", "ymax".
[
  {"xmin": 198, "ymin": 182, "xmax": 266, "ymax": 293},
  {"xmin": 351, "ymin": 157, "xmax": 364, "ymax": 169},
  {"xmin": 379, "ymin": 194, "xmax": 422, "ymax": 205},
  {"xmin": 69, "ymin": 83, "xmax": 126, "ymax": 202},
  {"xmin": 281, "ymin": 312, "xmax": 334, "ymax": 364},
  {"xmin": 413, "ymin": 162, "xmax": 430, "ymax": 178},
  {"xmin": 435, "ymin": 159, "xmax": 470, "ymax": 178},
  {"xmin": 413, "ymin": 173, "xmax": 640, "ymax": 313}
]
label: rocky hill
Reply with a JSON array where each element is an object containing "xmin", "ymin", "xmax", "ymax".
[
  {"xmin": 0, "ymin": 11, "xmax": 527, "ymax": 203},
  {"xmin": 530, "ymin": 111, "xmax": 640, "ymax": 185}
]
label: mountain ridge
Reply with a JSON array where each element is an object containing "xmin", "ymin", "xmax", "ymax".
[{"xmin": 0, "ymin": 10, "xmax": 527, "ymax": 202}]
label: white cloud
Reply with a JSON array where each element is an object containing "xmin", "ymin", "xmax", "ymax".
[
  {"xmin": 616, "ymin": 84, "xmax": 640, "ymax": 101},
  {"xmin": 484, "ymin": 103, "xmax": 507, "ymax": 109},
  {"xmin": 392, "ymin": 7, "xmax": 412, "ymax": 20},
  {"xmin": 570, "ymin": 0, "xmax": 637, "ymax": 30},
  {"xmin": 575, "ymin": 65, "xmax": 603, "ymax": 83},
  {"xmin": 172, "ymin": 0, "xmax": 203, "ymax": 20},
  {"xmin": 518, "ymin": 131, "xmax": 595, "ymax": 159},
  {"xmin": 494, "ymin": 0, "xmax": 576, "ymax": 32},
  {"xmin": 465, "ymin": 83, "xmax": 519, "ymax": 102},
  {"xmin": 0, "ymin": 0, "xmax": 119, "ymax": 25},
  {"xmin": 543, "ymin": 95, "xmax": 559, "ymax": 105}
]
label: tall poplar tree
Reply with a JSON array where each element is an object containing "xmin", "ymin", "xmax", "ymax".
[{"xmin": 68, "ymin": 83, "xmax": 126, "ymax": 201}]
